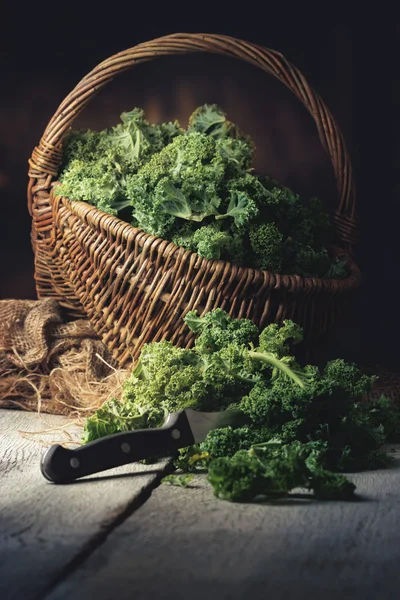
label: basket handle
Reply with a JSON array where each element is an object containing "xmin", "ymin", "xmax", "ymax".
[{"xmin": 28, "ymin": 32, "xmax": 357, "ymax": 252}]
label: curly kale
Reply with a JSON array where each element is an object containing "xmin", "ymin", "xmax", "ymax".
[
  {"xmin": 171, "ymin": 220, "xmax": 246, "ymax": 264},
  {"xmin": 56, "ymin": 108, "xmax": 182, "ymax": 216},
  {"xmin": 171, "ymin": 221, "xmax": 236, "ymax": 261},
  {"xmin": 84, "ymin": 312, "xmax": 304, "ymax": 443},
  {"xmin": 207, "ymin": 440, "xmax": 357, "ymax": 503},
  {"xmin": 188, "ymin": 103, "xmax": 254, "ymax": 146},
  {"xmin": 309, "ymin": 468, "xmax": 356, "ymax": 500},
  {"xmin": 236, "ymin": 348, "xmax": 392, "ymax": 474},
  {"xmin": 120, "ymin": 341, "xmax": 209, "ymax": 424},
  {"xmin": 323, "ymin": 359, "xmax": 377, "ymax": 398},
  {"xmin": 55, "ymin": 151, "xmax": 129, "ymax": 216},
  {"xmin": 293, "ymin": 246, "xmax": 329, "ymax": 277},
  {"xmin": 207, "ymin": 449, "xmax": 288, "ymax": 502},
  {"xmin": 124, "ymin": 130, "xmax": 255, "ymax": 238},
  {"xmin": 258, "ymin": 319, "xmax": 304, "ymax": 358},
  {"xmin": 248, "ymin": 222, "xmax": 284, "ymax": 272},
  {"xmin": 83, "ymin": 309, "xmax": 400, "ymax": 505},
  {"xmin": 200, "ymin": 425, "xmax": 273, "ymax": 459},
  {"xmin": 362, "ymin": 395, "xmax": 400, "ymax": 442},
  {"xmin": 215, "ymin": 190, "xmax": 259, "ymax": 228},
  {"xmin": 206, "ymin": 442, "xmax": 351, "ymax": 503},
  {"xmin": 184, "ymin": 308, "xmax": 259, "ymax": 352},
  {"xmin": 57, "ymin": 103, "xmax": 348, "ymax": 280},
  {"xmin": 162, "ymin": 473, "xmax": 195, "ymax": 488}
]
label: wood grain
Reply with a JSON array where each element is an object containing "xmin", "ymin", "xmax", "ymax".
[
  {"xmin": 0, "ymin": 410, "xmax": 170, "ymax": 600},
  {"xmin": 47, "ymin": 447, "xmax": 400, "ymax": 600},
  {"xmin": 3, "ymin": 408, "xmax": 400, "ymax": 600}
]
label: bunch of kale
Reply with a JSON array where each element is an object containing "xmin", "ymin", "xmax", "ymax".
[
  {"xmin": 83, "ymin": 309, "xmax": 400, "ymax": 503},
  {"xmin": 57, "ymin": 105, "xmax": 347, "ymax": 279}
]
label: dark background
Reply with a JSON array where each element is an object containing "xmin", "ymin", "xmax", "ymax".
[{"xmin": 0, "ymin": 12, "xmax": 398, "ymax": 368}]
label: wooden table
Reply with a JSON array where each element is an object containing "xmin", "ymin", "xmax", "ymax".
[{"xmin": 1, "ymin": 409, "xmax": 400, "ymax": 600}]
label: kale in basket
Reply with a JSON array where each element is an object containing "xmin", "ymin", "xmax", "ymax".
[
  {"xmin": 56, "ymin": 104, "xmax": 347, "ymax": 279},
  {"xmin": 83, "ymin": 309, "xmax": 400, "ymax": 503}
]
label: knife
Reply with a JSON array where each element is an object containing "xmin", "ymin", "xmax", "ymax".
[{"xmin": 40, "ymin": 408, "xmax": 249, "ymax": 484}]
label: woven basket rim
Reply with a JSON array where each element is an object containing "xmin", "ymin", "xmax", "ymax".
[{"xmin": 52, "ymin": 189, "xmax": 362, "ymax": 295}]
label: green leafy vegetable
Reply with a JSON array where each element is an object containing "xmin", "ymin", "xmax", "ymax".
[
  {"xmin": 56, "ymin": 109, "xmax": 183, "ymax": 216},
  {"xmin": 57, "ymin": 103, "xmax": 348, "ymax": 279},
  {"xmin": 157, "ymin": 180, "xmax": 221, "ymax": 222},
  {"xmin": 83, "ymin": 313, "xmax": 305, "ymax": 444},
  {"xmin": 207, "ymin": 441, "xmax": 355, "ymax": 503},
  {"xmin": 248, "ymin": 222, "xmax": 284, "ymax": 272},
  {"xmin": 83, "ymin": 309, "xmax": 400, "ymax": 504},
  {"xmin": 215, "ymin": 190, "xmax": 259, "ymax": 228},
  {"xmin": 162, "ymin": 474, "xmax": 195, "ymax": 488}
]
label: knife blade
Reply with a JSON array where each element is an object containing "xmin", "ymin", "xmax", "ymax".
[{"xmin": 40, "ymin": 408, "xmax": 249, "ymax": 484}]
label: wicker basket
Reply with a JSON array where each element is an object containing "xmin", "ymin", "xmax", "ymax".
[{"xmin": 27, "ymin": 33, "xmax": 361, "ymax": 367}]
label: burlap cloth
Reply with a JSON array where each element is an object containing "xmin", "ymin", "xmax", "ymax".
[
  {"xmin": 0, "ymin": 298, "xmax": 128, "ymax": 416},
  {"xmin": 0, "ymin": 298, "xmax": 399, "ymax": 417}
]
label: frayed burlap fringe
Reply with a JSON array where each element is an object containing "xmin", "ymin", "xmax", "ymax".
[{"xmin": 0, "ymin": 298, "xmax": 129, "ymax": 416}]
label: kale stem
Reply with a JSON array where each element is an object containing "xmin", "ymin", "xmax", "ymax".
[{"xmin": 248, "ymin": 351, "xmax": 305, "ymax": 388}]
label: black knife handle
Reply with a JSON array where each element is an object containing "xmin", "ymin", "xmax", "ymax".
[{"xmin": 40, "ymin": 411, "xmax": 195, "ymax": 484}]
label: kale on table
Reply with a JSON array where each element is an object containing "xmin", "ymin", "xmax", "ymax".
[{"xmin": 83, "ymin": 309, "xmax": 400, "ymax": 503}]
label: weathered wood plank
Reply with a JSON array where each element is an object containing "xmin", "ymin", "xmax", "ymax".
[
  {"xmin": 0, "ymin": 410, "xmax": 169, "ymax": 600},
  {"xmin": 48, "ymin": 447, "xmax": 400, "ymax": 600}
]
